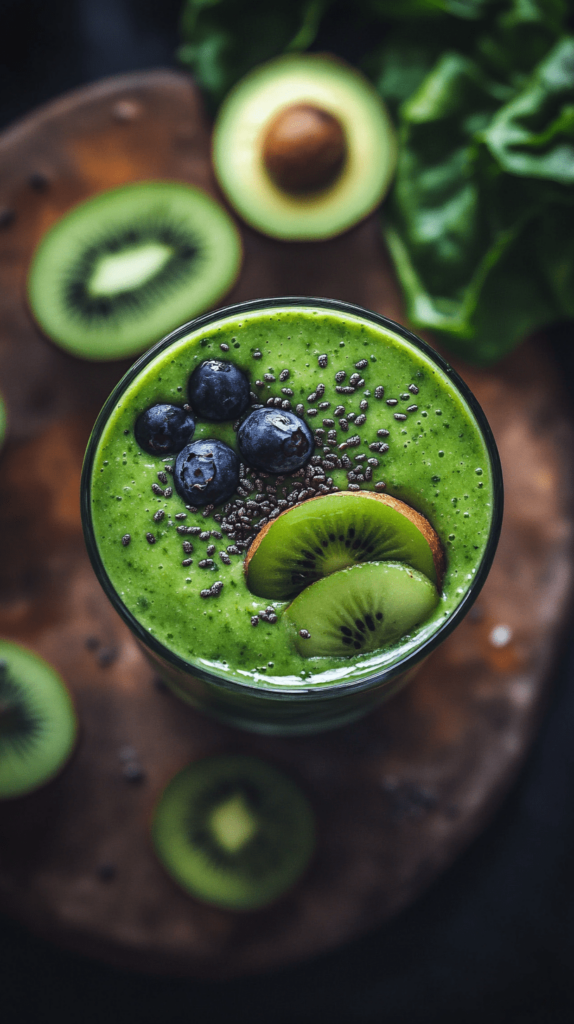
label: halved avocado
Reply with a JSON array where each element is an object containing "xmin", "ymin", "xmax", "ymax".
[{"xmin": 212, "ymin": 55, "xmax": 397, "ymax": 241}]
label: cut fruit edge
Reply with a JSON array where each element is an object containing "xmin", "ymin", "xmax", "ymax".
[
  {"xmin": 212, "ymin": 54, "xmax": 397, "ymax": 240},
  {"xmin": 245, "ymin": 490, "xmax": 445, "ymax": 592}
]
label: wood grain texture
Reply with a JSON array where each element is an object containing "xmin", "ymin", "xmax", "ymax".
[{"xmin": 0, "ymin": 69, "xmax": 572, "ymax": 978}]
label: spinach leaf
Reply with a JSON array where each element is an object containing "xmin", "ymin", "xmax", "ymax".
[{"xmin": 178, "ymin": 0, "xmax": 573, "ymax": 364}]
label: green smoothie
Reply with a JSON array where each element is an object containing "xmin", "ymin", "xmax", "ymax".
[{"xmin": 86, "ymin": 302, "xmax": 498, "ymax": 699}]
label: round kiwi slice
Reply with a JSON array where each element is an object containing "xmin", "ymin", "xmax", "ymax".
[
  {"xmin": 0, "ymin": 640, "xmax": 77, "ymax": 799},
  {"xmin": 152, "ymin": 755, "xmax": 315, "ymax": 911},
  {"xmin": 245, "ymin": 491, "xmax": 444, "ymax": 601},
  {"xmin": 285, "ymin": 561, "xmax": 439, "ymax": 659},
  {"xmin": 27, "ymin": 181, "xmax": 242, "ymax": 360}
]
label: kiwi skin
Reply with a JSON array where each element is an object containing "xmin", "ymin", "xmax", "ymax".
[
  {"xmin": 0, "ymin": 640, "xmax": 77, "ymax": 800},
  {"xmin": 152, "ymin": 754, "xmax": 316, "ymax": 911},
  {"xmin": 245, "ymin": 490, "xmax": 445, "ymax": 599}
]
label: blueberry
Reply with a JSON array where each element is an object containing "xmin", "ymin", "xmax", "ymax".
[
  {"xmin": 237, "ymin": 409, "xmax": 314, "ymax": 474},
  {"xmin": 135, "ymin": 404, "xmax": 195, "ymax": 455},
  {"xmin": 174, "ymin": 439, "xmax": 239, "ymax": 507},
  {"xmin": 188, "ymin": 360, "xmax": 250, "ymax": 421}
]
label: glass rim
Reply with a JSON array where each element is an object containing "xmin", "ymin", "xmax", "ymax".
[{"xmin": 81, "ymin": 296, "xmax": 504, "ymax": 703}]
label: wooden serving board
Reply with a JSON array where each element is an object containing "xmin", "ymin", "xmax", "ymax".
[{"xmin": 0, "ymin": 70, "xmax": 572, "ymax": 979}]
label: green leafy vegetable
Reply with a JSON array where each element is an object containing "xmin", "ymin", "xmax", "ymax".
[{"xmin": 179, "ymin": 0, "xmax": 574, "ymax": 364}]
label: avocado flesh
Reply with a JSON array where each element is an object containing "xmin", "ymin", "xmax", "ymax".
[
  {"xmin": 286, "ymin": 561, "xmax": 439, "ymax": 659},
  {"xmin": 213, "ymin": 54, "xmax": 397, "ymax": 240}
]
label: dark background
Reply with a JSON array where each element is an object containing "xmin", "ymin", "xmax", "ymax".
[{"xmin": 1, "ymin": 2, "xmax": 574, "ymax": 1021}]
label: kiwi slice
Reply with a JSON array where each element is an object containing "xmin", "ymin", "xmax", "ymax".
[
  {"xmin": 245, "ymin": 490, "xmax": 444, "ymax": 600},
  {"xmin": 285, "ymin": 560, "xmax": 439, "ymax": 658},
  {"xmin": 27, "ymin": 181, "xmax": 242, "ymax": 360},
  {"xmin": 0, "ymin": 640, "xmax": 77, "ymax": 799},
  {"xmin": 152, "ymin": 754, "xmax": 315, "ymax": 911}
]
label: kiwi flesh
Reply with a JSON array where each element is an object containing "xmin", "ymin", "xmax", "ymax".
[
  {"xmin": 152, "ymin": 754, "xmax": 315, "ymax": 911},
  {"xmin": 285, "ymin": 561, "xmax": 439, "ymax": 659},
  {"xmin": 245, "ymin": 491, "xmax": 444, "ymax": 601},
  {"xmin": 27, "ymin": 181, "xmax": 242, "ymax": 360},
  {"xmin": 0, "ymin": 640, "xmax": 77, "ymax": 799}
]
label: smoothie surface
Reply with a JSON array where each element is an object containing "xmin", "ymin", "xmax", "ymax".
[{"xmin": 89, "ymin": 306, "xmax": 495, "ymax": 689}]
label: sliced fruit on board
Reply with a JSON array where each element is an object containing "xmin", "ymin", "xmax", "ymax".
[
  {"xmin": 245, "ymin": 490, "xmax": 445, "ymax": 600},
  {"xmin": 27, "ymin": 181, "xmax": 242, "ymax": 360},
  {"xmin": 285, "ymin": 560, "xmax": 439, "ymax": 659},
  {"xmin": 0, "ymin": 640, "xmax": 77, "ymax": 799},
  {"xmin": 213, "ymin": 54, "xmax": 397, "ymax": 240},
  {"xmin": 152, "ymin": 755, "xmax": 315, "ymax": 911}
]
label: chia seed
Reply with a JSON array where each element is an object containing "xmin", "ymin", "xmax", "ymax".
[
  {"xmin": 198, "ymin": 559, "xmax": 214, "ymax": 568},
  {"xmin": 307, "ymin": 391, "xmax": 317, "ymax": 402},
  {"xmin": 206, "ymin": 544, "xmax": 216, "ymax": 556},
  {"xmin": 355, "ymin": 359, "xmax": 368, "ymax": 369},
  {"xmin": 349, "ymin": 373, "xmax": 361, "ymax": 387},
  {"xmin": 279, "ymin": 369, "xmax": 290, "ymax": 381},
  {"xmin": 323, "ymin": 418, "xmax": 335, "ymax": 427},
  {"xmin": 153, "ymin": 509, "xmax": 165, "ymax": 522},
  {"xmin": 407, "ymin": 405, "xmax": 418, "ymax": 412},
  {"xmin": 386, "ymin": 399, "xmax": 398, "ymax": 407},
  {"xmin": 121, "ymin": 534, "xmax": 131, "ymax": 546},
  {"xmin": 220, "ymin": 343, "xmax": 229, "ymax": 351},
  {"xmin": 394, "ymin": 413, "xmax": 407, "ymax": 421},
  {"xmin": 355, "ymin": 414, "xmax": 366, "ymax": 426},
  {"xmin": 200, "ymin": 589, "xmax": 211, "ymax": 598},
  {"xmin": 318, "ymin": 354, "xmax": 328, "ymax": 368},
  {"xmin": 182, "ymin": 558, "xmax": 193, "ymax": 566},
  {"xmin": 360, "ymin": 399, "xmax": 368, "ymax": 411},
  {"xmin": 335, "ymin": 371, "xmax": 346, "ymax": 383},
  {"xmin": 347, "ymin": 483, "xmax": 360, "ymax": 491},
  {"xmin": 299, "ymin": 629, "xmax": 311, "ymax": 639},
  {"xmin": 146, "ymin": 533, "xmax": 156, "ymax": 544},
  {"xmin": 251, "ymin": 616, "xmax": 259, "ymax": 626},
  {"xmin": 151, "ymin": 483, "xmax": 164, "ymax": 496},
  {"xmin": 336, "ymin": 386, "xmax": 355, "ymax": 395},
  {"xmin": 307, "ymin": 408, "xmax": 318, "ymax": 416},
  {"xmin": 211, "ymin": 581, "xmax": 224, "ymax": 596},
  {"xmin": 377, "ymin": 429, "xmax": 390, "ymax": 437},
  {"xmin": 182, "ymin": 541, "xmax": 193, "ymax": 553},
  {"xmin": 175, "ymin": 512, "xmax": 187, "ymax": 520},
  {"xmin": 264, "ymin": 373, "xmax": 276, "ymax": 382},
  {"xmin": 374, "ymin": 386, "xmax": 384, "ymax": 399},
  {"xmin": 282, "ymin": 387, "xmax": 294, "ymax": 396},
  {"xmin": 157, "ymin": 471, "xmax": 168, "ymax": 484},
  {"xmin": 408, "ymin": 384, "xmax": 419, "ymax": 394},
  {"xmin": 334, "ymin": 405, "xmax": 345, "ymax": 416},
  {"xmin": 295, "ymin": 404, "xmax": 305, "ymax": 416},
  {"xmin": 375, "ymin": 481, "xmax": 386, "ymax": 491},
  {"xmin": 253, "ymin": 350, "xmax": 262, "ymax": 359},
  {"xmin": 220, "ymin": 552, "xmax": 231, "ymax": 564}
]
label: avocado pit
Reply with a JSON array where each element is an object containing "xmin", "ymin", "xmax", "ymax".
[{"xmin": 262, "ymin": 103, "xmax": 346, "ymax": 194}]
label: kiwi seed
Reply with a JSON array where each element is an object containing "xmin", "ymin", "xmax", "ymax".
[
  {"xmin": 0, "ymin": 640, "xmax": 77, "ymax": 799},
  {"xmin": 152, "ymin": 754, "xmax": 315, "ymax": 911}
]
